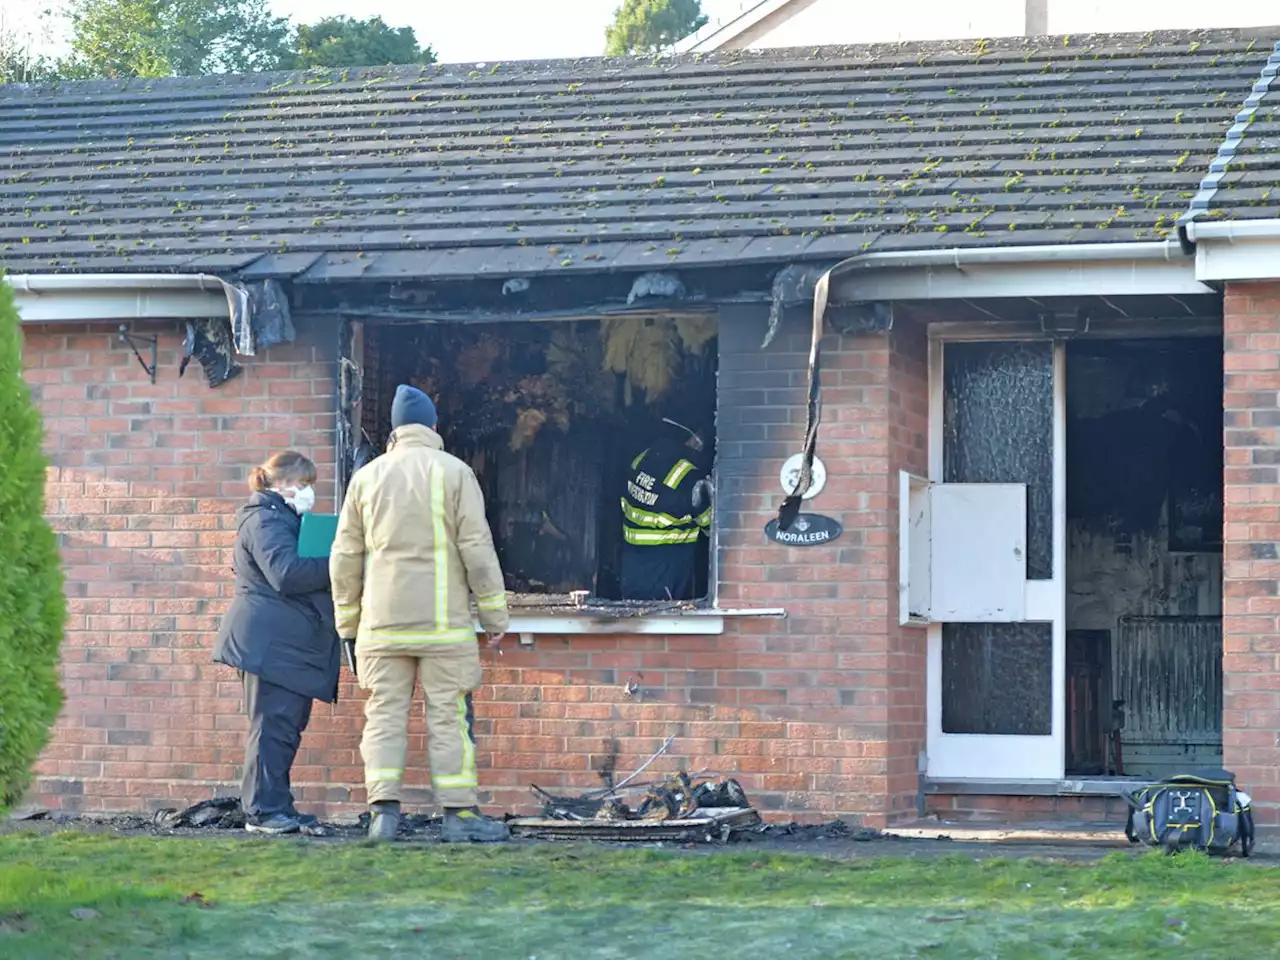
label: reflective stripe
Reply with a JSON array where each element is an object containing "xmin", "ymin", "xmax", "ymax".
[
  {"xmin": 430, "ymin": 466, "xmax": 449, "ymax": 633},
  {"xmin": 435, "ymin": 773, "xmax": 478, "ymax": 789},
  {"xmin": 620, "ymin": 497, "xmax": 692, "ymax": 530},
  {"xmin": 663, "ymin": 459, "xmax": 696, "ymax": 489},
  {"xmin": 695, "ymin": 506, "xmax": 713, "ymax": 528},
  {"xmin": 476, "ymin": 593, "xmax": 507, "ymax": 612},
  {"xmin": 358, "ymin": 627, "xmax": 475, "ymax": 645},
  {"xmin": 366, "ymin": 768, "xmax": 403, "ymax": 783},
  {"xmin": 630, "ymin": 449, "xmax": 649, "ymax": 470},
  {"xmin": 623, "ymin": 525, "xmax": 701, "ymax": 546},
  {"xmin": 433, "ymin": 694, "xmax": 478, "ymax": 791}
]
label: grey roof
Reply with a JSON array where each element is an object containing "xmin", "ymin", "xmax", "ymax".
[{"xmin": 1, "ymin": 29, "xmax": 1278, "ymax": 278}]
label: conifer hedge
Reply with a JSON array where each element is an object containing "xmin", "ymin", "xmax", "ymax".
[{"xmin": 0, "ymin": 282, "xmax": 66, "ymax": 813}]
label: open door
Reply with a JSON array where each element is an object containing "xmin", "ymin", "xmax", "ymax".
[{"xmin": 904, "ymin": 338, "xmax": 1066, "ymax": 782}]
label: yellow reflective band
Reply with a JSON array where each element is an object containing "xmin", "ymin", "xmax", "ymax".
[
  {"xmin": 437, "ymin": 693, "xmax": 477, "ymax": 791},
  {"xmin": 435, "ymin": 773, "xmax": 478, "ymax": 789},
  {"xmin": 663, "ymin": 459, "xmax": 695, "ymax": 489},
  {"xmin": 366, "ymin": 768, "xmax": 403, "ymax": 783},
  {"xmin": 623, "ymin": 525, "xmax": 701, "ymax": 546},
  {"xmin": 696, "ymin": 506, "xmax": 713, "ymax": 528},
  {"xmin": 476, "ymin": 593, "xmax": 507, "ymax": 612},
  {"xmin": 620, "ymin": 497, "xmax": 692, "ymax": 529},
  {"xmin": 631, "ymin": 449, "xmax": 649, "ymax": 470},
  {"xmin": 430, "ymin": 466, "xmax": 448, "ymax": 633},
  {"xmin": 336, "ymin": 604, "xmax": 361, "ymax": 615},
  {"xmin": 359, "ymin": 627, "xmax": 475, "ymax": 645}
]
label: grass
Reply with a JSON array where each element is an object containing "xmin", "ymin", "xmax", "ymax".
[{"xmin": 0, "ymin": 833, "xmax": 1278, "ymax": 958}]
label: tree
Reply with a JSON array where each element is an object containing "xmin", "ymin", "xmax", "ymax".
[
  {"xmin": 0, "ymin": 9, "xmax": 58, "ymax": 84},
  {"xmin": 605, "ymin": 0, "xmax": 708, "ymax": 56},
  {"xmin": 0, "ymin": 283, "xmax": 67, "ymax": 814},
  {"xmin": 287, "ymin": 16, "xmax": 435, "ymax": 70},
  {"xmin": 66, "ymin": 0, "xmax": 291, "ymax": 78},
  {"xmin": 0, "ymin": 34, "xmax": 48, "ymax": 84}
]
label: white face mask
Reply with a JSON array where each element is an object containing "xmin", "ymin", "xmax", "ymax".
[{"xmin": 281, "ymin": 484, "xmax": 316, "ymax": 515}]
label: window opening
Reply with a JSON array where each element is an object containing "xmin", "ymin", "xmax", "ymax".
[{"xmin": 360, "ymin": 316, "xmax": 718, "ymax": 609}]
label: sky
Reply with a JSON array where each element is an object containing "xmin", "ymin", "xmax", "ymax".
[
  {"xmin": 0, "ymin": 0, "xmax": 761, "ymax": 62},
  {"xmin": 266, "ymin": 0, "xmax": 621, "ymax": 63},
  {"xmin": 4, "ymin": 0, "xmax": 1278, "ymax": 65}
]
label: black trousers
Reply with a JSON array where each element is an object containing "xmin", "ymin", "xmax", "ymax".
[
  {"xmin": 240, "ymin": 672, "xmax": 313, "ymax": 819},
  {"xmin": 619, "ymin": 543, "xmax": 697, "ymax": 601}
]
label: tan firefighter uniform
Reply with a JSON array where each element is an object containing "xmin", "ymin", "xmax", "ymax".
[{"xmin": 330, "ymin": 423, "xmax": 509, "ymax": 808}]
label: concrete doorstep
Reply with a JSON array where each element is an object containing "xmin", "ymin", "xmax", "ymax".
[
  {"xmin": 885, "ymin": 820, "xmax": 1130, "ymax": 847},
  {"xmin": 886, "ymin": 818, "xmax": 1279, "ymax": 857}
]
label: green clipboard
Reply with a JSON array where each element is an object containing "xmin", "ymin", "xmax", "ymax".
[{"xmin": 297, "ymin": 513, "xmax": 339, "ymax": 558}]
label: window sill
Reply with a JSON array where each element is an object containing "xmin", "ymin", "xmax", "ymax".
[{"xmin": 471, "ymin": 607, "xmax": 786, "ymax": 643}]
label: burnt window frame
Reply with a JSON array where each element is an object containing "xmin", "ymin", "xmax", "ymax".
[{"xmin": 337, "ymin": 315, "xmax": 723, "ymax": 611}]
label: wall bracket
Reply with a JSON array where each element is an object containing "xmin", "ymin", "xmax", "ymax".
[{"xmin": 118, "ymin": 325, "xmax": 158, "ymax": 384}]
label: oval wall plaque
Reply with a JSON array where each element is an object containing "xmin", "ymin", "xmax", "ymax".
[{"xmin": 764, "ymin": 513, "xmax": 843, "ymax": 547}]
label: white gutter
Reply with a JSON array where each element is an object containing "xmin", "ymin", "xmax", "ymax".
[
  {"xmin": 827, "ymin": 238, "xmax": 1209, "ymax": 302},
  {"xmin": 830, "ymin": 239, "xmax": 1188, "ymax": 273},
  {"xmin": 1180, "ymin": 218, "xmax": 1280, "ymax": 283},
  {"xmin": 6, "ymin": 273, "xmax": 243, "ymax": 324},
  {"xmin": 1183, "ymin": 218, "xmax": 1280, "ymax": 243}
]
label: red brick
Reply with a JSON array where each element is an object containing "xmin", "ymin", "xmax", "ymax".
[{"xmin": 1224, "ymin": 282, "xmax": 1280, "ymax": 827}]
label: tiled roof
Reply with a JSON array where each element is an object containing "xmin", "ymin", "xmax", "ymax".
[{"xmin": 1, "ymin": 29, "xmax": 1277, "ymax": 278}]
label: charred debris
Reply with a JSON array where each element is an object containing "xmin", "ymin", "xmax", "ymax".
[
  {"xmin": 510, "ymin": 736, "xmax": 764, "ymax": 842},
  {"xmin": 15, "ymin": 738, "xmax": 879, "ymax": 845}
]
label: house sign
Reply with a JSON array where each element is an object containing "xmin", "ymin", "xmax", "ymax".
[{"xmin": 764, "ymin": 513, "xmax": 843, "ymax": 546}]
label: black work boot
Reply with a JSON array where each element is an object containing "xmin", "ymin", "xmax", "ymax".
[
  {"xmin": 442, "ymin": 807, "xmax": 510, "ymax": 844},
  {"xmin": 368, "ymin": 801, "xmax": 401, "ymax": 843}
]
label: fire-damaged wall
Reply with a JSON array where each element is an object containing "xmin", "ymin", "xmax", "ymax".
[
  {"xmin": 1064, "ymin": 339, "xmax": 1223, "ymax": 778},
  {"xmin": 24, "ymin": 305, "xmax": 935, "ymax": 825}
]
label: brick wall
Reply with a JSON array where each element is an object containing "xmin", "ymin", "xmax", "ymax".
[
  {"xmin": 711, "ymin": 307, "xmax": 927, "ymax": 823},
  {"xmin": 25, "ymin": 306, "xmax": 926, "ymax": 825},
  {"xmin": 1222, "ymin": 282, "xmax": 1280, "ymax": 829},
  {"xmin": 886, "ymin": 320, "xmax": 929, "ymax": 817},
  {"xmin": 24, "ymin": 320, "xmax": 337, "ymax": 812}
]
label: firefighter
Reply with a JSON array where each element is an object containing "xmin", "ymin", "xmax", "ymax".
[
  {"xmin": 330, "ymin": 384, "xmax": 511, "ymax": 843},
  {"xmin": 619, "ymin": 417, "xmax": 713, "ymax": 601}
]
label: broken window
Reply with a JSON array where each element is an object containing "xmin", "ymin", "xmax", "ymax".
[
  {"xmin": 357, "ymin": 316, "xmax": 718, "ymax": 604},
  {"xmin": 944, "ymin": 340, "xmax": 1054, "ymax": 579}
]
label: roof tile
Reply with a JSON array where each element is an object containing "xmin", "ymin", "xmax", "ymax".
[{"xmin": 1, "ymin": 29, "xmax": 1276, "ymax": 275}]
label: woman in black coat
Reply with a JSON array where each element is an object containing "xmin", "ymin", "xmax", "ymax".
[{"xmin": 214, "ymin": 451, "xmax": 339, "ymax": 835}]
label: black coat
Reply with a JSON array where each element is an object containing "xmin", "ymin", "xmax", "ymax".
[{"xmin": 214, "ymin": 491, "xmax": 340, "ymax": 703}]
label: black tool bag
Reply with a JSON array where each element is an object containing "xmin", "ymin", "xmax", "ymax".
[{"xmin": 1123, "ymin": 769, "xmax": 1254, "ymax": 856}]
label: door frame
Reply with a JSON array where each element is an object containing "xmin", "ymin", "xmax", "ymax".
[{"xmin": 924, "ymin": 329, "xmax": 1068, "ymax": 781}]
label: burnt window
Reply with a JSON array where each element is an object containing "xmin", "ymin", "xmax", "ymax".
[{"xmin": 357, "ymin": 316, "xmax": 719, "ymax": 604}]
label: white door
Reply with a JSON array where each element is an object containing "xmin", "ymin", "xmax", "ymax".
[{"xmin": 900, "ymin": 338, "xmax": 1066, "ymax": 781}]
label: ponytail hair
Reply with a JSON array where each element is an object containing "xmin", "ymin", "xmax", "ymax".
[{"xmin": 249, "ymin": 450, "xmax": 318, "ymax": 493}]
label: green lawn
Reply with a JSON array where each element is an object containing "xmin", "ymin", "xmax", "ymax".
[{"xmin": 0, "ymin": 832, "xmax": 1277, "ymax": 959}]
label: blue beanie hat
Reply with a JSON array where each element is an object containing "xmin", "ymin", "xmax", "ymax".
[{"xmin": 391, "ymin": 384, "xmax": 438, "ymax": 430}]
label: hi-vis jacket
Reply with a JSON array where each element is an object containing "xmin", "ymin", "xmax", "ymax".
[
  {"xmin": 330, "ymin": 424, "xmax": 509, "ymax": 653},
  {"xmin": 621, "ymin": 440, "xmax": 712, "ymax": 547}
]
